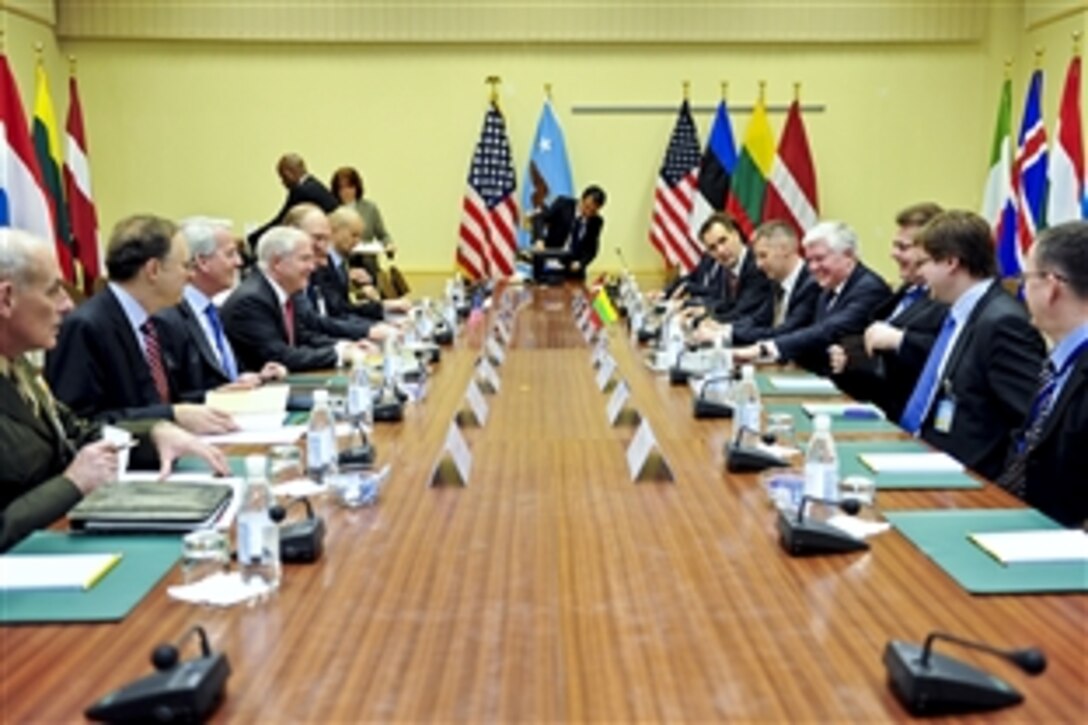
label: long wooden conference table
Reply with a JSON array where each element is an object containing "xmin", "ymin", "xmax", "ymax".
[{"xmin": 2, "ymin": 284, "xmax": 1085, "ymax": 722}]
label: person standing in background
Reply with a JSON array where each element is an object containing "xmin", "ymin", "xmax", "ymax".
[{"xmin": 330, "ymin": 166, "xmax": 409, "ymax": 297}]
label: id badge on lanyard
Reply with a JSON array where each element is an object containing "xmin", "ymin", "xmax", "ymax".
[{"xmin": 934, "ymin": 379, "xmax": 956, "ymax": 434}]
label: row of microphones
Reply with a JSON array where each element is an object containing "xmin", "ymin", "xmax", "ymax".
[{"xmin": 86, "ymin": 625, "xmax": 230, "ymax": 722}]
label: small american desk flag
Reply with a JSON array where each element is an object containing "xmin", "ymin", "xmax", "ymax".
[
  {"xmin": 649, "ymin": 100, "xmax": 702, "ymax": 273},
  {"xmin": 457, "ymin": 103, "xmax": 519, "ymax": 281}
]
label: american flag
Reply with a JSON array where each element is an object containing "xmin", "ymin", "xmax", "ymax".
[
  {"xmin": 649, "ymin": 100, "xmax": 702, "ymax": 272},
  {"xmin": 457, "ymin": 103, "xmax": 519, "ymax": 280}
]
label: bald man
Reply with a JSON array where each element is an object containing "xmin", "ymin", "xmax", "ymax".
[{"xmin": 247, "ymin": 152, "xmax": 339, "ymax": 250}]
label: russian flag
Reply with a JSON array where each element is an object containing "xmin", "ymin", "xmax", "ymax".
[
  {"xmin": 1, "ymin": 55, "xmax": 56, "ymax": 243},
  {"xmin": 1046, "ymin": 55, "xmax": 1085, "ymax": 224},
  {"xmin": 1011, "ymin": 69, "xmax": 1048, "ymax": 275},
  {"xmin": 981, "ymin": 78, "xmax": 1018, "ymax": 278}
]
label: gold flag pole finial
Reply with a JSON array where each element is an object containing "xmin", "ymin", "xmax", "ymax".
[
  {"xmin": 720, "ymin": 81, "xmax": 728, "ymax": 101},
  {"xmin": 1034, "ymin": 46, "xmax": 1044, "ymax": 69},
  {"xmin": 34, "ymin": 41, "xmax": 44, "ymax": 66},
  {"xmin": 69, "ymin": 54, "xmax": 77, "ymax": 77},
  {"xmin": 793, "ymin": 82, "xmax": 801, "ymax": 103},
  {"xmin": 758, "ymin": 80, "xmax": 766, "ymax": 105},
  {"xmin": 1003, "ymin": 57, "xmax": 1013, "ymax": 80},
  {"xmin": 682, "ymin": 80, "xmax": 690, "ymax": 101},
  {"xmin": 1073, "ymin": 31, "xmax": 1082, "ymax": 56},
  {"xmin": 544, "ymin": 82, "xmax": 553, "ymax": 102},
  {"xmin": 486, "ymin": 75, "xmax": 501, "ymax": 106}
]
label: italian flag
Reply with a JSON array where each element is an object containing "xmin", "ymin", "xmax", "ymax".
[{"xmin": 725, "ymin": 93, "xmax": 776, "ymax": 238}]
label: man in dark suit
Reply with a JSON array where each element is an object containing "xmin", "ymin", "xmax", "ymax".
[
  {"xmin": 695, "ymin": 213, "xmax": 773, "ymax": 325},
  {"xmin": 898, "ymin": 211, "xmax": 1046, "ymax": 480},
  {"xmin": 45, "ymin": 215, "xmax": 237, "ymax": 434},
  {"xmin": 829, "ymin": 203, "xmax": 948, "ymax": 419},
  {"xmin": 996, "ymin": 222, "xmax": 1088, "ymax": 527},
  {"xmin": 697, "ymin": 221, "xmax": 820, "ymax": 347},
  {"xmin": 734, "ymin": 220, "xmax": 892, "ymax": 375},
  {"xmin": 531, "ymin": 185, "xmax": 606, "ymax": 282},
  {"xmin": 222, "ymin": 226, "xmax": 373, "ymax": 372},
  {"xmin": 0, "ymin": 229, "xmax": 227, "ymax": 551},
  {"xmin": 247, "ymin": 153, "xmax": 339, "ymax": 251},
  {"xmin": 156, "ymin": 219, "xmax": 287, "ymax": 402}
]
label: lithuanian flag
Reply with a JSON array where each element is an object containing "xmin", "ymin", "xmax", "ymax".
[
  {"xmin": 591, "ymin": 288, "xmax": 618, "ymax": 326},
  {"xmin": 33, "ymin": 63, "xmax": 73, "ymax": 281},
  {"xmin": 725, "ymin": 88, "xmax": 776, "ymax": 238}
]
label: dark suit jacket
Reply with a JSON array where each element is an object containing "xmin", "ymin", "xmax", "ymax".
[
  {"xmin": 772, "ymin": 262, "xmax": 893, "ymax": 375},
  {"xmin": 663, "ymin": 254, "xmax": 722, "ymax": 300},
  {"xmin": 247, "ymin": 175, "xmax": 339, "ymax": 250},
  {"xmin": 918, "ymin": 283, "xmax": 1046, "ymax": 480},
  {"xmin": 1015, "ymin": 350, "xmax": 1088, "ymax": 527},
  {"xmin": 45, "ymin": 287, "xmax": 175, "ymax": 423},
  {"xmin": 220, "ymin": 271, "xmax": 340, "ymax": 372},
  {"xmin": 311, "ymin": 262, "xmax": 384, "ymax": 320},
  {"xmin": 155, "ymin": 299, "xmax": 232, "ymax": 403},
  {"xmin": 731, "ymin": 264, "xmax": 821, "ymax": 346},
  {"xmin": 832, "ymin": 285, "xmax": 949, "ymax": 420},
  {"xmin": 295, "ymin": 283, "xmax": 372, "ymax": 339},
  {"xmin": 540, "ymin": 196, "xmax": 603, "ymax": 272},
  {"xmin": 0, "ymin": 370, "xmax": 157, "ymax": 551},
  {"xmin": 707, "ymin": 250, "xmax": 774, "ymax": 326}
]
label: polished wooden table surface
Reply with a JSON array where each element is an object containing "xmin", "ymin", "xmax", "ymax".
[{"xmin": 2, "ymin": 285, "xmax": 1086, "ymax": 722}]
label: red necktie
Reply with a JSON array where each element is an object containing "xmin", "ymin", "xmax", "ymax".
[
  {"xmin": 283, "ymin": 298, "xmax": 296, "ymax": 347},
  {"xmin": 140, "ymin": 320, "xmax": 170, "ymax": 403}
]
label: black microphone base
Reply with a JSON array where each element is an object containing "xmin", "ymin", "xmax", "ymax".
[
  {"xmin": 668, "ymin": 366, "xmax": 690, "ymax": 385},
  {"xmin": 724, "ymin": 443, "xmax": 789, "ymax": 472},
  {"xmin": 776, "ymin": 510, "xmax": 870, "ymax": 556},
  {"xmin": 883, "ymin": 640, "xmax": 1025, "ymax": 715},
  {"xmin": 637, "ymin": 326, "xmax": 660, "ymax": 344},
  {"xmin": 374, "ymin": 399, "xmax": 405, "ymax": 422},
  {"xmin": 338, "ymin": 442, "xmax": 376, "ymax": 469},
  {"xmin": 280, "ymin": 517, "xmax": 326, "ymax": 563},
  {"xmin": 85, "ymin": 653, "xmax": 230, "ymax": 723},
  {"xmin": 693, "ymin": 398, "xmax": 733, "ymax": 419}
]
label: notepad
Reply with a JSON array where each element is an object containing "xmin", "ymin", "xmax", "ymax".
[
  {"xmin": 0, "ymin": 553, "xmax": 122, "ymax": 591},
  {"xmin": 767, "ymin": 375, "xmax": 838, "ymax": 393},
  {"xmin": 205, "ymin": 384, "xmax": 289, "ymax": 415},
  {"xmin": 859, "ymin": 452, "xmax": 964, "ymax": 474},
  {"xmin": 969, "ymin": 530, "xmax": 1088, "ymax": 565},
  {"xmin": 801, "ymin": 402, "xmax": 885, "ymax": 420}
]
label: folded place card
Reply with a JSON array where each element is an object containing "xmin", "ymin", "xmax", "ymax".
[
  {"xmin": 431, "ymin": 420, "xmax": 472, "ymax": 486},
  {"xmin": 625, "ymin": 418, "xmax": 672, "ymax": 482},
  {"xmin": 606, "ymin": 380, "xmax": 631, "ymax": 425},
  {"xmin": 463, "ymin": 378, "xmax": 490, "ymax": 427},
  {"xmin": 485, "ymin": 336, "xmax": 506, "ymax": 366},
  {"xmin": 596, "ymin": 355, "xmax": 617, "ymax": 390},
  {"xmin": 477, "ymin": 356, "xmax": 502, "ymax": 393}
]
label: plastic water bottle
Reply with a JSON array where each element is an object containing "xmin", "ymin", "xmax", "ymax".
[
  {"xmin": 710, "ymin": 336, "xmax": 733, "ymax": 377},
  {"xmin": 804, "ymin": 414, "xmax": 840, "ymax": 500},
  {"xmin": 237, "ymin": 455, "xmax": 281, "ymax": 594},
  {"xmin": 346, "ymin": 353, "xmax": 374, "ymax": 438},
  {"xmin": 306, "ymin": 389, "xmax": 338, "ymax": 482},
  {"xmin": 734, "ymin": 364, "xmax": 763, "ymax": 435}
]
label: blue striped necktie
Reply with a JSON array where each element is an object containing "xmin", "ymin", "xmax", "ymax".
[
  {"xmin": 204, "ymin": 303, "xmax": 238, "ymax": 381},
  {"xmin": 996, "ymin": 361, "xmax": 1058, "ymax": 497},
  {"xmin": 899, "ymin": 314, "xmax": 957, "ymax": 434}
]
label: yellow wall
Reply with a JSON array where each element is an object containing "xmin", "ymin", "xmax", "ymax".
[{"xmin": 7, "ymin": 1, "xmax": 1082, "ymax": 283}]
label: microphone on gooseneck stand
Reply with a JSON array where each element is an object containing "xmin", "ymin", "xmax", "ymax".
[
  {"xmin": 776, "ymin": 495, "xmax": 869, "ymax": 556},
  {"xmin": 884, "ymin": 631, "xmax": 1046, "ymax": 715},
  {"xmin": 614, "ymin": 246, "xmax": 630, "ymax": 276},
  {"xmin": 269, "ymin": 496, "xmax": 325, "ymax": 563},
  {"xmin": 85, "ymin": 625, "xmax": 231, "ymax": 722}
]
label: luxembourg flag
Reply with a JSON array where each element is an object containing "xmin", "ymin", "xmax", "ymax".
[
  {"xmin": 0, "ymin": 55, "xmax": 56, "ymax": 243},
  {"xmin": 981, "ymin": 78, "xmax": 1018, "ymax": 278},
  {"xmin": 1011, "ymin": 69, "xmax": 1048, "ymax": 275},
  {"xmin": 1046, "ymin": 54, "xmax": 1085, "ymax": 224}
]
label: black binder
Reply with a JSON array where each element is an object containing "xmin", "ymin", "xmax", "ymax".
[{"xmin": 68, "ymin": 481, "xmax": 234, "ymax": 533}]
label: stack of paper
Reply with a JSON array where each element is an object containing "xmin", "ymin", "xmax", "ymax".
[
  {"xmin": 768, "ymin": 375, "xmax": 838, "ymax": 393},
  {"xmin": 0, "ymin": 553, "xmax": 122, "ymax": 591},
  {"xmin": 969, "ymin": 529, "xmax": 1088, "ymax": 564},
  {"xmin": 801, "ymin": 402, "xmax": 885, "ymax": 420},
  {"xmin": 206, "ymin": 384, "xmax": 289, "ymax": 432},
  {"xmin": 859, "ymin": 452, "xmax": 965, "ymax": 474}
]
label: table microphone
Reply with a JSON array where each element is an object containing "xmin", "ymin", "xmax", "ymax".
[
  {"xmin": 270, "ymin": 496, "xmax": 325, "ymax": 563},
  {"xmin": 884, "ymin": 631, "xmax": 1046, "ymax": 715},
  {"xmin": 86, "ymin": 625, "xmax": 230, "ymax": 722},
  {"xmin": 724, "ymin": 425, "xmax": 789, "ymax": 472},
  {"xmin": 693, "ymin": 372, "xmax": 736, "ymax": 419},
  {"xmin": 776, "ymin": 495, "xmax": 869, "ymax": 556}
]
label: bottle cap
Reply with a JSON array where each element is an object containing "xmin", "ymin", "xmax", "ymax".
[
  {"xmin": 245, "ymin": 454, "xmax": 267, "ymax": 479},
  {"xmin": 814, "ymin": 413, "xmax": 831, "ymax": 432},
  {"xmin": 741, "ymin": 363, "xmax": 755, "ymax": 380}
]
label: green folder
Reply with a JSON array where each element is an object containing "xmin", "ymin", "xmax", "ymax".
[
  {"xmin": 766, "ymin": 402, "xmax": 900, "ymax": 436},
  {"xmin": 756, "ymin": 372, "xmax": 842, "ymax": 397},
  {"xmin": 884, "ymin": 509, "xmax": 1088, "ymax": 595},
  {"xmin": 836, "ymin": 440, "xmax": 982, "ymax": 490},
  {"xmin": 174, "ymin": 455, "xmax": 247, "ymax": 477},
  {"xmin": 0, "ymin": 531, "xmax": 181, "ymax": 624}
]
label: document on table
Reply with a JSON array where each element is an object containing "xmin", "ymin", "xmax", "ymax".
[
  {"xmin": 767, "ymin": 376, "xmax": 838, "ymax": 393},
  {"xmin": 969, "ymin": 530, "xmax": 1088, "ymax": 565},
  {"xmin": 205, "ymin": 384, "xmax": 289, "ymax": 414},
  {"xmin": 859, "ymin": 452, "xmax": 965, "ymax": 474},
  {"xmin": 0, "ymin": 553, "xmax": 122, "ymax": 591},
  {"xmin": 801, "ymin": 402, "xmax": 885, "ymax": 420}
]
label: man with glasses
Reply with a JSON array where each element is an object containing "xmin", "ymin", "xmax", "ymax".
[
  {"xmin": 45, "ymin": 215, "xmax": 237, "ymax": 434},
  {"xmin": 996, "ymin": 222, "xmax": 1088, "ymax": 526},
  {"xmin": 898, "ymin": 210, "xmax": 1045, "ymax": 479},
  {"xmin": 155, "ymin": 219, "xmax": 287, "ymax": 402}
]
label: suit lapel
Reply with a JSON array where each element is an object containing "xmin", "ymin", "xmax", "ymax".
[
  {"xmin": 103, "ymin": 288, "xmax": 163, "ymax": 401},
  {"xmin": 0, "ymin": 374, "xmax": 61, "ymax": 449},
  {"xmin": 256, "ymin": 272, "xmax": 290, "ymax": 342},
  {"xmin": 941, "ymin": 283, "xmax": 999, "ymax": 384}
]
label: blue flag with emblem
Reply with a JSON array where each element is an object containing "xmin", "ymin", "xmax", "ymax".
[{"xmin": 519, "ymin": 99, "xmax": 574, "ymax": 249}]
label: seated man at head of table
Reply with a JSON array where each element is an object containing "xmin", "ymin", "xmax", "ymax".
[
  {"xmin": 0, "ymin": 229, "xmax": 228, "ymax": 552},
  {"xmin": 898, "ymin": 210, "xmax": 1045, "ymax": 480},
  {"xmin": 283, "ymin": 203, "xmax": 399, "ymax": 343},
  {"xmin": 681, "ymin": 212, "xmax": 773, "ymax": 327},
  {"xmin": 531, "ymin": 185, "xmax": 606, "ymax": 282},
  {"xmin": 993, "ymin": 221, "xmax": 1088, "ymax": 526},
  {"xmin": 246, "ymin": 152, "xmax": 339, "ymax": 253},
  {"xmin": 733, "ymin": 220, "xmax": 892, "ymax": 375},
  {"xmin": 694, "ymin": 220, "xmax": 820, "ymax": 347},
  {"xmin": 827, "ymin": 202, "xmax": 949, "ymax": 420},
  {"xmin": 44, "ymin": 214, "xmax": 237, "ymax": 434},
  {"xmin": 154, "ymin": 219, "xmax": 288, "ymax": 402},
  {"xmin": 221, "ymin": 225, "xmax": 373, "ymax": 373},
  {"xmin": 314, "ymin": 205, "xmax": 412, "ymax": 321}
]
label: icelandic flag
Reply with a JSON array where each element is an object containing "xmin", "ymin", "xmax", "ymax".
[
  {"xmin": 0, "ymin": 54, "xmax": 56, "ymax": 243},
  {"xmin": 981, "ymin": 78, "xmax": 1018, "ymax": 278},
  {"xmin": 1046, "ymin": 54, "xmax": 1085, "ymax": 224},
  {"xmin": 1011, "ymin": 69, "xmax": 1048, "ymax": 276},
  {"xmin": 519, "ymin": 99, "xmax": 574, "ymax": 249}
]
